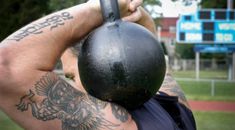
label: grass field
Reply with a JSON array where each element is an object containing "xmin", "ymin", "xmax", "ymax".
[
  {"xmin": 173, "ymin": 70, "xmax": 235, "ymax": 101},
  {"xmin": 194, "ymin": 111, "xmax": 235, "ymax": 130},
  {"xmin": 172, "ymin": 70, "xmax": 228, "ymax": 79},
  {"xmin": 177, "ymin": 80, "xmax": 235, "ymax": 101},
  {"xmin": 174, "ymin": 70, "xmax": 235, "ymax": 130}
]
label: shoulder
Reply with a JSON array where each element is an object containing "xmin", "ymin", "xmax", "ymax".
[{"xmin": 158, "ymin": 72, "xmax": 191, "ymax": 109}]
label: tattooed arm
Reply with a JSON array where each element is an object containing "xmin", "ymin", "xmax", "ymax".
[
  {"xmin": 12, "ymin": 72, "xmax": 136, "ymax": 130},
  {"xmin": 0, "ymin": 0, "xmax": 143, "ymax": 129}
]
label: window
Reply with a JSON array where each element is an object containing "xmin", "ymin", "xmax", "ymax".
[{"xmin": 169, "ymin": 26, "xmax": 176, "ymax": 33}]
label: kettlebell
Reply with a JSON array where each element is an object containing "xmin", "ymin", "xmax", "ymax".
[{"xmin": 78, "ymin": 0, "xmax": 166, "ymax": 109}]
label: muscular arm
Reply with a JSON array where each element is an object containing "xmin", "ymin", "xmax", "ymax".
[
  {"xmin": 0, "ymin": 1, "xmax": 139, "ymax": 129},
  {"xmin": 0, "ymin": 3, "xmax": 102, "ymax": 71}
]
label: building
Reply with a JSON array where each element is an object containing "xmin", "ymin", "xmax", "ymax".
[{"xmin": 157, "ymin": 17, "xmax": 179, "ymax": 69}]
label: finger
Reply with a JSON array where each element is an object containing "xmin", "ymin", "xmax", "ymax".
[
  {"xmin": 122, "ymin": 8, "xmax": 142, "ymax": 22},
  {"xmin": 129, "ymin": 0, "xmax": 143, "ymax": 12}
]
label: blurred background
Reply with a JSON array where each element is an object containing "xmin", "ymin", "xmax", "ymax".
[{"xmin": 0, "ymin": 0, "xmax": 235, "ymax": 130}]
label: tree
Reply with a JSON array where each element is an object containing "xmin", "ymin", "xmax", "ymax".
[
  {"xmin": 0, "ymin": 0, "xmax": 170, "ymax": 42},
  {"xmin": 200, "ymin": 0, "xmax": 235, "ymax": 9},
  {"xmin": 175, "ymin": 44, "xmax": 195, "ymax": 59},
  {"xmin": 143, "ymin": 0, "xmax": 161, "ymax": 7},
  {"xmin": 142, "ymin": 0, "xmax": 162, "ymax": 18},
  {"xmin": 0, "ymin": 0, "xmax": 50, "ymax": 41},
  {"xmin": 49, "ymin": 0, "xmax": 86, "ymax": 11}
]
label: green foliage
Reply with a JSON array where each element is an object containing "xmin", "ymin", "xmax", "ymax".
[
  {"xmin": 0, "ymin": 0, "xmax": 50, "ymax": 41},
  {"xmin": 200, "ymin": 53, "xmax": 227, "ymax": 59},
  {"xmin": 143, "ymin": 0, "xmax": 161, "ymax": 6},
  {"xmin": 175, "ymin": 43, "xmax": 195, "ymax": 59},
  {"xmin": 49, "ymin": 0, "xmax": 86, "ymax": 11},
  {"xmin": 200, "ymin": 0, "xmax": 235, "ymax": 9},
  {"xmin": 0, "ymin": 0, "xmax": 87, "ymax": 41}
]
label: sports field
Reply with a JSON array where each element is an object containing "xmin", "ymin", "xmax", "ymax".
[
  {"xmin": 0, "ymin": 70, "xmax": 234, "ymax": 130},
  {"xmin": 173, "ymin": 70, "xmax": 235, "ymax": 130},
  {"xmin": 174, "ymin": 70, "xmax": 235, "ymax": 101}
]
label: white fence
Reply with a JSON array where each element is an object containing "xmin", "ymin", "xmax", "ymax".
[
  {"xmin": 175, "ymin": 78, "xmax": 235, "ymax": 96},
  {"xmin": 170, "ymin": 59, "xmax": 229, "ymax": 71}
]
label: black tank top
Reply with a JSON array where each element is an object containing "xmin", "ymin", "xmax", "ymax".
[{"xmin": 129, "ymin": 94, "xmax": 196, "ymax": 130}]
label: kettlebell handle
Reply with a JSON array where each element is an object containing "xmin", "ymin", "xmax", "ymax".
[{"xmin": 100, "ymin": 0, "xmax": 120, "ymax": 22}]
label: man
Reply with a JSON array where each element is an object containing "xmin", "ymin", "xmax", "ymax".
[{"xmin": 0, "ymin": 0, "xmax": 196, "ymax": 129}]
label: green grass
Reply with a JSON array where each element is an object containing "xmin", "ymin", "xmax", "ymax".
[
  {"xmin": 173, "ymin": 70, "xmax": 228, "ymax": 79},
  {"xmin": 177, "ymin": 80, "xmax": 235, "ymax": 101},
  {"xmin": 194, "ymin": 111, "xmax": 235, "ymax": 130},
  {"xmin": 174, "ymin": 70, "xmax": 235, "ymax": 130},
  {"xmin": 172, "ymin": 70, "xmax": 235, "ymax": 101},
  {"xmin": 0, "ymin": 111, "xmax": 23, "ymax": 130}
]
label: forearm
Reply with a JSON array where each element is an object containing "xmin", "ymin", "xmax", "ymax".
[
  {"xmin": 4, "ymin": 4, "xmax": 102, "ymax": 42},
  {"xmin": 1, "ymin": 3, "xmax": 102, "ymax": 71}
]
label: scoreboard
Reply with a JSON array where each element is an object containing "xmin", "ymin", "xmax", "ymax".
[{"xmin": 177, "ymin": 9, "xmax": 235, "ymax": 44}]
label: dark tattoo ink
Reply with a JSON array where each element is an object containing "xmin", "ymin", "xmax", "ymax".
[
  {"xmin": 111, "ymin": 104, "xmax": 128, "ymax": 122},
  {"xmin": 16, "ymin": 73, "xmax": 120, "ymax": 130},
  {"xmin": 16, "ymin": 90, "xmax": 35, "ymax": 112},
  {"xmin": 88, "ymin": 96, "xmax": 108, "ymax": 110},
  {"xmin": 8, "ymin": 12, "xmax": 73, "ymax": 41}
]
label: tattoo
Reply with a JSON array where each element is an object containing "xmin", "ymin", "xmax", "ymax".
[
  {"xmin": 16, "ymin": 73, "xmax": 120, "ymax": 130},
  {"xmin": 8, "ymin": 12, "xmax": 73, "ymax": 41},
  {"xmin": 160, "ymin": 73, "xmax": 189, "ymax": 107},
  {"xmin": 88, "ymin": 96, "xmax": 108, "ymax": 110},
  {"xmin": 111, "ymin": 104, "xmax": 128, "ymax": 122}
]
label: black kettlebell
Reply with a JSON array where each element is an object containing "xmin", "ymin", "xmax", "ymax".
[{"xmin": 78, "ymin": 0, "xmax": 166, "ymax": 109}]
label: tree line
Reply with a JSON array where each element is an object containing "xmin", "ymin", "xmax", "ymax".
[{"xmin": 0, "ymin": 0, "xmax": 231, "ymax": 41}]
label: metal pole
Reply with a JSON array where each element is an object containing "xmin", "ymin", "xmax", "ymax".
[
  {"xmin": 228, "ymin": 63, "xmax": 232, "ymax": 80},
  {"xmin": 233, "ymin": 53, "xmax": 235, "ymax": 80},
  {"xmin": 196, "ymin": 52, "xmax": 200, "ymax": 79},
  {"xmin": 227, "ymin": 0, "xmax": 234, "ymax": 80},
  {"xmin": 211, "ymin": 80, "xmax": 215, "ymax": 96},
  {"xmin": 157, "ymin": 26, "xmax": 161, "ymax": 43},
  {"xmin": 227, "ymin": 0, "xmax": 234, "ymax": 10}
]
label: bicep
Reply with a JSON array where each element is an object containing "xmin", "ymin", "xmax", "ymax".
[{"xmin": 0, "ymin": 72, "xmax": 132, "ymax": 130}]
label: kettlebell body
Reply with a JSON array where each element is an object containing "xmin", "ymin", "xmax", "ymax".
[{"xmin": 78, "ymin": 0, "xmax": 166, "ymax": 109}]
